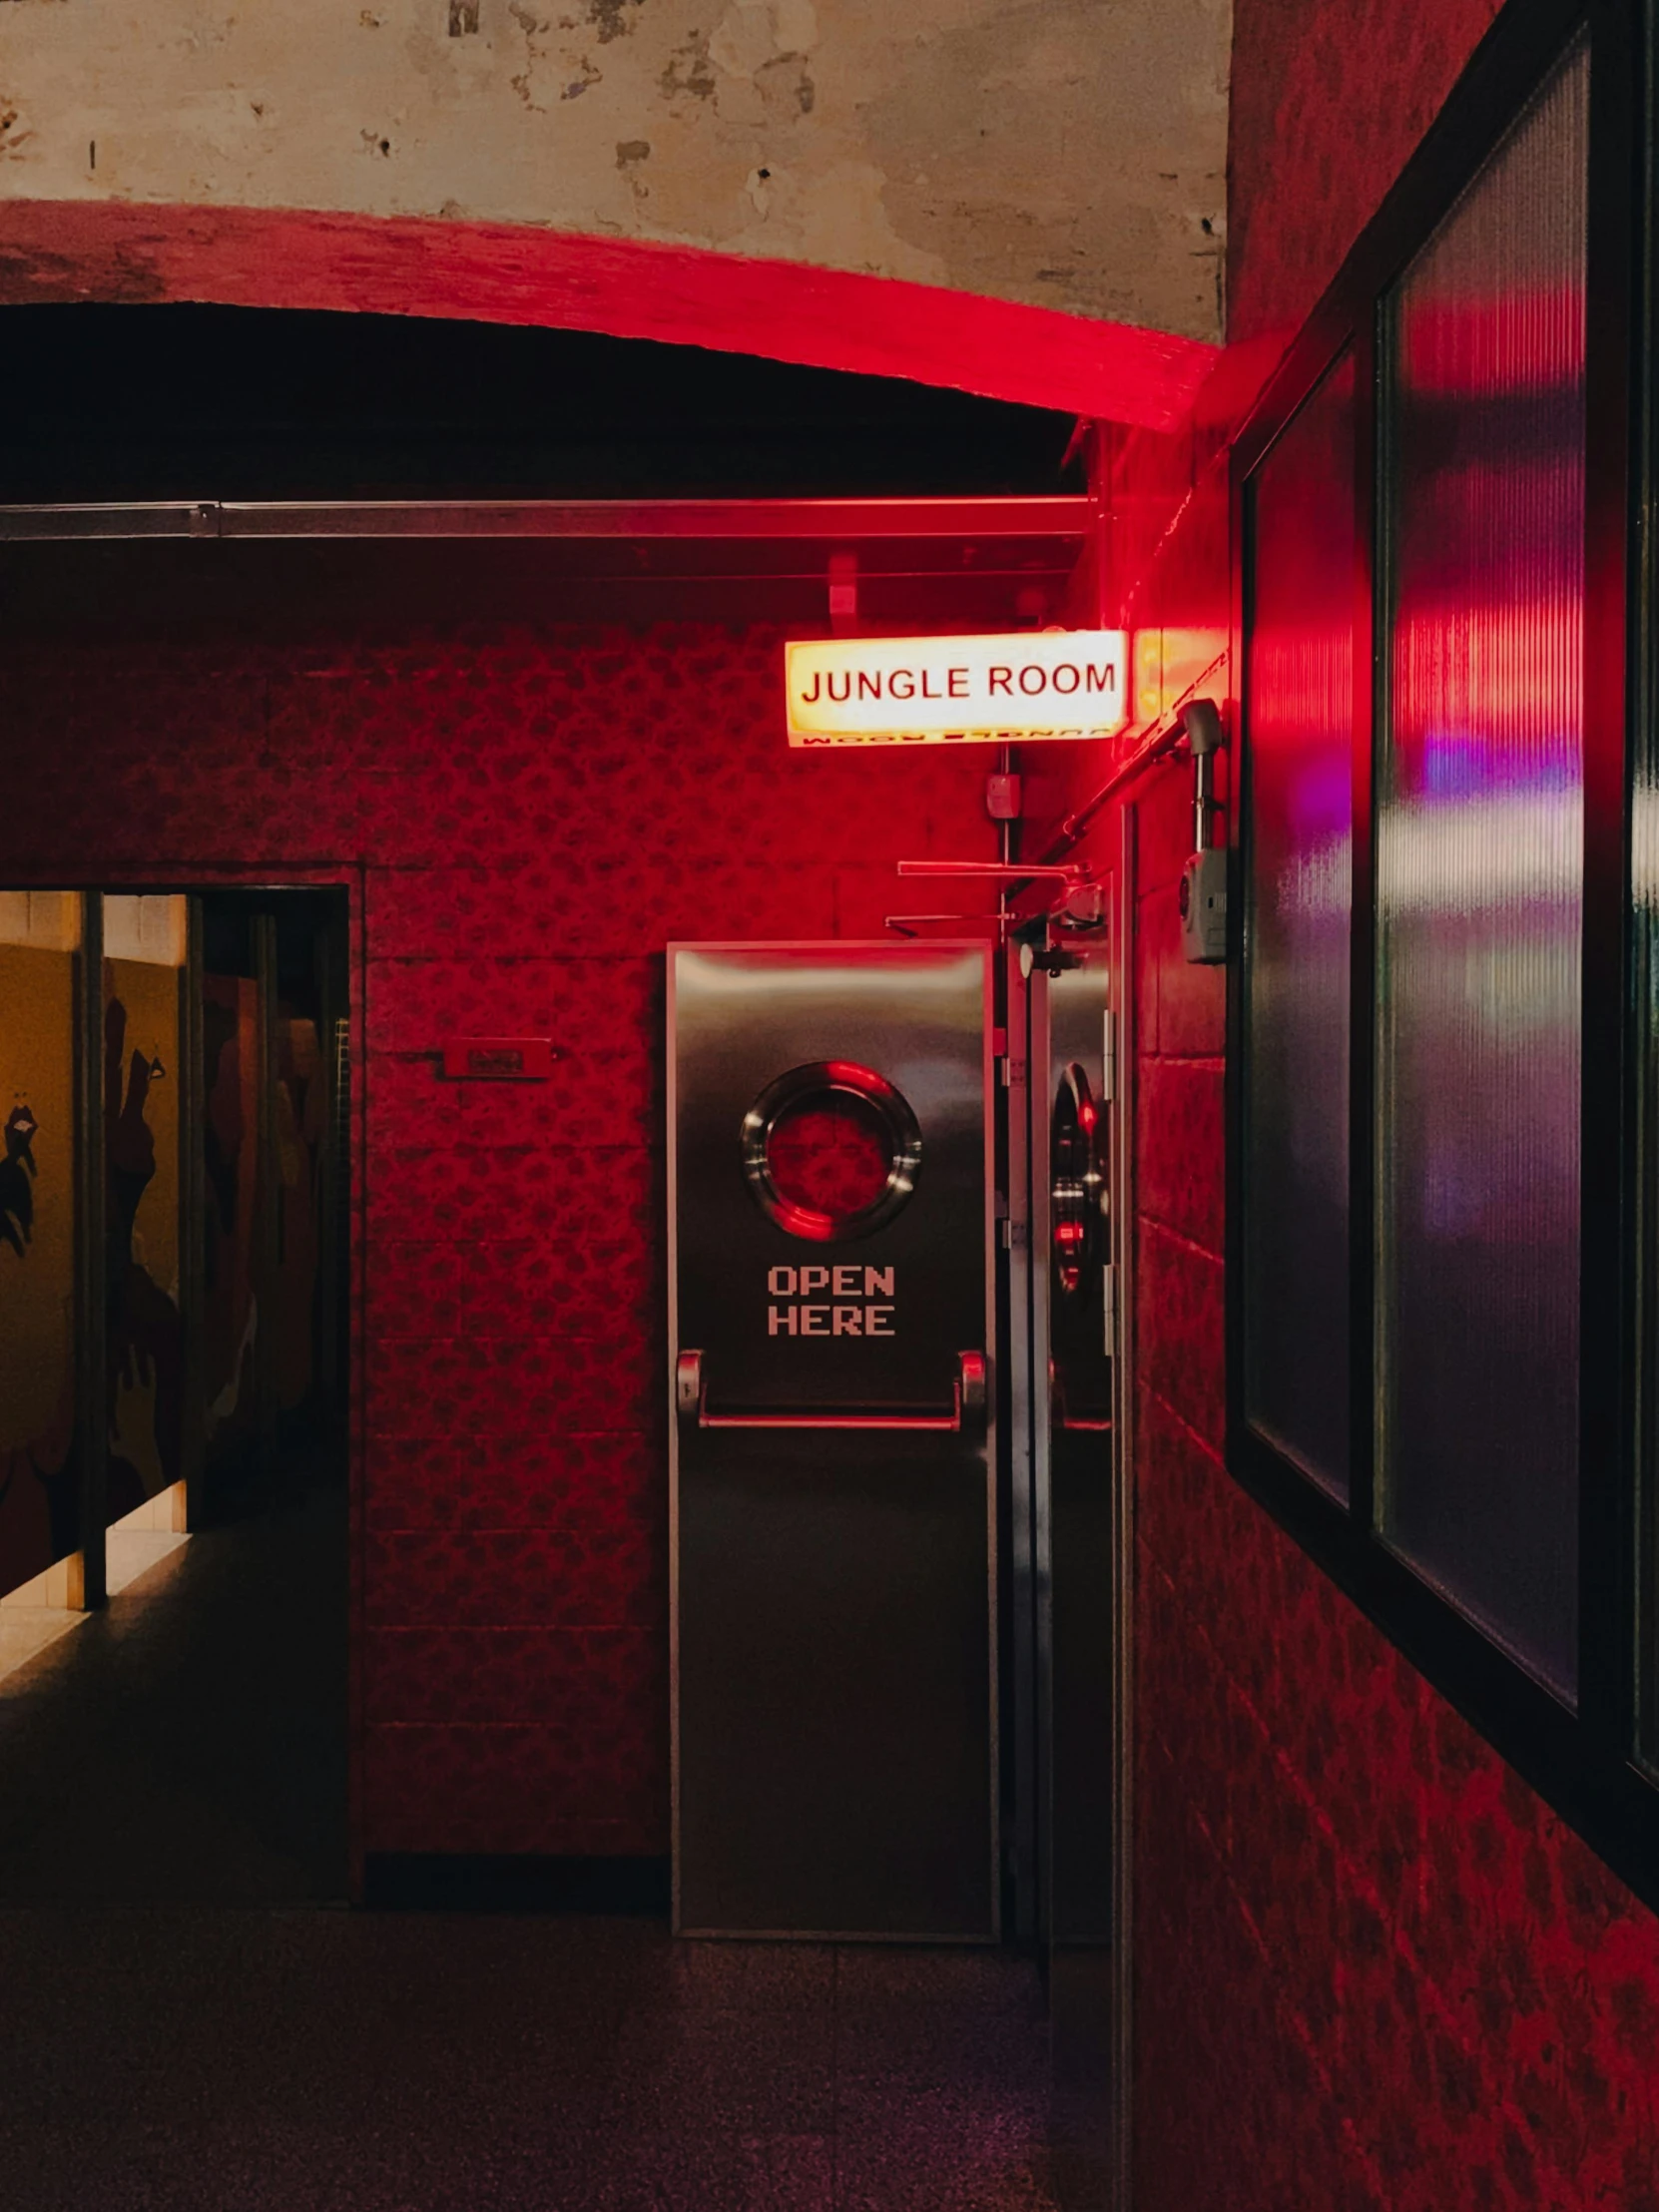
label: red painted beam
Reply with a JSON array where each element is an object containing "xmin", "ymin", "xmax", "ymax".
[{"xmin": 0, "ymin": 199, "xmax": 1216, "ymax": 431}]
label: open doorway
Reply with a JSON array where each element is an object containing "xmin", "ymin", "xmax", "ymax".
[{"xmin": 0, "ymin": 884, "xmax": 350, "ymax": 1903}]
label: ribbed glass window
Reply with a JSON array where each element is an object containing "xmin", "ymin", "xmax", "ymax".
[
  {"xmin": 1377, "ymin": 39, "xmax": 1588, "ymax": 1702},
  {"xmin": 1244, "ymin": 352, "xmax": 1357, "ymax": 1499}
]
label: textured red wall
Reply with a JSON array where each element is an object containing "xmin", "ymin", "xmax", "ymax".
[
  {"xmin": 0, "ymin": 622, "xmax": 997, "ymax": 1861},
  {"xmin": 1227, "ymin": 0, "xmax": 1500, "ymax": 352},
  {"xmin": 1097, "ymin": 358, "xmax": 1659, "ymax": 2212}
]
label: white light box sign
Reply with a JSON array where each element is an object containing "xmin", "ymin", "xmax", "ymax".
[{"xmin": 785, "ymin": 631, "xmax": 1129, "ymax": 748}]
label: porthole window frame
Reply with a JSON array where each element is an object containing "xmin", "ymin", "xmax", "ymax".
[{"xmin": 740, "ymin": 1059, "xmax": 923, "ymax": 1244}]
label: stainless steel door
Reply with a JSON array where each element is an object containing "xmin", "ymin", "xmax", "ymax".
[
  {"xmin": 1033, "ymin": 916, "xmax": 1124, "ymax": 2204},
  {"xmin": 670, "ymin": 942, "xmax": 997, "ymax": 1939}
]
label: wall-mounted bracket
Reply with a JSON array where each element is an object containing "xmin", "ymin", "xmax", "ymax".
[
  {"xmin": 1178, "ymin": 698, "xmax": 1229, "ymax": 964},
  {"xmin": 829, "ymin": 549, "xmax": 859, "ymax": 636},
  {"xmin": 896, "ymin": 857, "xmax": 1103, "ymax": 931}
]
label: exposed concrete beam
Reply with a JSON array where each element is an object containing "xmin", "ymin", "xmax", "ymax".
[{"xmin": 0, "ymin": 202, "xmax": 1217, "ymax": 427}]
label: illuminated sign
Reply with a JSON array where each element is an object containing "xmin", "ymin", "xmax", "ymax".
[{"xmin": 785, "ymin": 630, "xmax": 1128, "ymax": 748}]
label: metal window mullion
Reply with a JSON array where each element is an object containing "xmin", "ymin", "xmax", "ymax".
[
  {"xmin": 254, "ymin": 908, "xmax": 280, "ymax": 1477},
  {"xmin": 1108, "ymin": 808, "xmax": 1138, "ymax": 2212},
  {"xmin": 1355, "ymin": 302, "xmax": 1385, "ymax": 1551},
  {"xmin": 75, "ymin": 891, "xmax": 107, "ymax": 1610},
  {"xmin": 1578, "ymin": 0, "xmax": 1642, "ymax": 1750},
  {"xmin": 1630, "ymin": 0, "xmax": 1659, "ymax": 1768},
  {"xmin": 182, "ymin": 896, "xmax": 208, "ymax": 1531}
]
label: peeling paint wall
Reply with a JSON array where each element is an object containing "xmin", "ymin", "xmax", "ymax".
[{"xmin": 0, "ymin": 0, "xmax": 1230, "ymax": 341}]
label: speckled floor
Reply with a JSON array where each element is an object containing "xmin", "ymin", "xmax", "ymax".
[
  {"xmin": 0, "ymin": 1911, "xmax": 1057, "ymax": 2209},
  {"xmin": 0, "ymin": 1465, "xmax": 1060, "ymax": 2210}
]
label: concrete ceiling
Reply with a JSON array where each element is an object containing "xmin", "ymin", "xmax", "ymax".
[{"xmin": 0, "ymin": 0, "xmax": 1229, "ymax": 415}]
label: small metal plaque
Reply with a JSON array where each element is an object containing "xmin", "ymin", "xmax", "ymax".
[{"xmin": 439, "ymin": 1037, "xmax": 557, "ymax": 1080}]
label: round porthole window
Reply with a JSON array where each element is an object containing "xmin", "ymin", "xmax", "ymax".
[
  {"xmin": 1051, "ymin": 1062, "xmax": 1104, "ymax": 1299},
  {"xmin": 742, "ymin": 1061, "xmax": 922, "ymax": 1243}
]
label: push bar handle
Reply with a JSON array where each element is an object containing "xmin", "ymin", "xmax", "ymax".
[{"xmin": 676, "ymin": 1350, "xmax": 987, "ymax": 1432}]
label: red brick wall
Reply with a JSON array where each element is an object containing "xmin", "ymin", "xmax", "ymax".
[
  {"xmin": 1096, "ymin": 340, "xmax": 1659, "ymax": 2212},
  {"xmin": 0, "ymin": 623, "xmax": 997, "ymax": 1861},
  {"xmin": 1227, "ymin": 0, "xmax": 1500, "ymax": 352}
]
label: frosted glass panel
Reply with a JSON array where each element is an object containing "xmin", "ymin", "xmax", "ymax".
[
  {"xmin": 1378, "ymin": 43, "xmax": 1587, "ymax": 1702},
  {"xmin": 1244, "ymin": 353, "xmax": 1356, "ymax": 1498}
]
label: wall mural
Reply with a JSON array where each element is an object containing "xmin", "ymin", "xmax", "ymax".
[
  {"xmin": 104, "ymin": 962, "xmax": 183, "ymax": 1518},
  {"xmin": 1, "ymin": 922, "xmax": 310, "ymax": 1585},
  {"xmin": 0, "ymin": 938, "xmax": 80, "ymax": 1597},
  {"xmin": 0, "ymin": 1100, "xmax": 39, "ymax": 1257}
]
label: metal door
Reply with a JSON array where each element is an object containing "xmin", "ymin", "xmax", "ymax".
[
  {"xmin": 670, "ymin": 942, "xmax": 997, "ymax": 1939},
  {"xmin": 1032, "ymin": 906, "xmax": 1127, "ymax": 2206}
]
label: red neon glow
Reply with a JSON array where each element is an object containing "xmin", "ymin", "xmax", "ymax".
[
  {"xmin": 1398, "ymin": 284, "xmax": 1586, "ymax": 395},
  {"xmin": 768, "ymin": 1099, "xmax": 892, "ymax": 1222},
  {"xmin": 0, "ymin": 201, "xmax": 1217, "ymax": 426}
]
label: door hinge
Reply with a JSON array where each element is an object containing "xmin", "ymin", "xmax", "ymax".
[
  {"xmin": 1101, "ymin": 1008, "xmax": 1117, "ymax": 1104},
  {"xmin": 1000, "ymin": 1218, "xmax": 1029, "ymax": 1251},
  {"xmin": 1102, "ymin": 1261, "xmax": 1119, "ymax": 1357},
  {"xmin": 1000, "ymin": 1056, "xmax": 1026, "ymax": 1089}
]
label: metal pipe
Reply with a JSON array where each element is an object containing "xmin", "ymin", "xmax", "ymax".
[
  {"xmin": 897, "ymin": 860, "xmax": 1084, "ymax": 883},
  {"xmin": 1055, "ymin": 718, "xmax": 1187, "ymax": 854},
  {"xmin": 883, "ymin": 912, "xmax": 1007, "ymax": 935},
  {"xmin": 0, "ymin": 494, "xmax": 1094, "ymax": 544}
]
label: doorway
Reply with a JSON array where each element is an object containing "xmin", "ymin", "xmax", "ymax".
[
  {"xmin": 670, "ymin": 940, "xmax": 998, "ymax": 1940},
  {"xmin": 1022, "ymin": 835, "xmax": 1135, "ymax": 2212},
  {"xmin": 0, "ymin": 883, "xmax": 350, "ymax": 1903}
]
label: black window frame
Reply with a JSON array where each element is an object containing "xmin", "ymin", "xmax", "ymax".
[{"xmin": 1226, "ymin": 0, "xmax": 1658, "ymax": 1903}]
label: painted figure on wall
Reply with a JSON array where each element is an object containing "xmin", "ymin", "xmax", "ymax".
[
  {"xmin": 0, "ymin": 940, "xmax": 81, "ymax": 1596},
  {"xmin": 203, "ymin": 974, "xmax": 261, "ymax": 1454},
  {"xmin": 0, "ymin": 1100, "xmax": 39, "ymax": 1257},
  {"xmin": 104, "ymin": 986, "xmax": 184, "ymax": 1517},
  {"xmin": 0, "ymin": 1090, "xmax": 76, "ymax": 1579}
]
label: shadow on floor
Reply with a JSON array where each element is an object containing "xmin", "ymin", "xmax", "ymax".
[{"xmin": 0, "ymin": 1453, "xmax": 348, "ymax": 1905}]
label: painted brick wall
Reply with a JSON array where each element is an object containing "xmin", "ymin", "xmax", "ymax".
[
  {"xmin": 1093, "ymin": 346, "xmax": 1659, "ymax": 2212},
  {"xmin": 1226, "ymin": 0, "xmax": 1500, "ymax": 352},
  {"xmin": 0, "ymin": 622, "xmax": 997, "ymax": 1861}
]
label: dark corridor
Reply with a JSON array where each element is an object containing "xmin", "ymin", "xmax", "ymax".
[
  {"xmin": 0, "ymin": 1447, "xmax": 346, "ymax": 1904},
  {"xmin": 0, "ymin": 1445, "xmax": 1055, "ymax": 2209},
  {"xmin": 14, "ymin": 0, "xmax": 1659, "ymax": 2199},
  {"xmin": 0, "ymin": 311, "xmax": 1087, "ymax": 2212}
]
